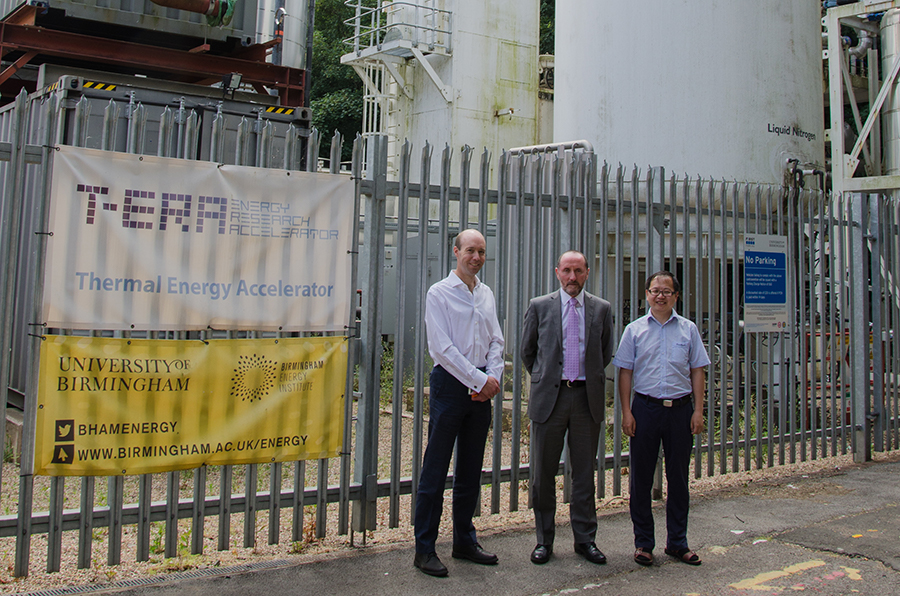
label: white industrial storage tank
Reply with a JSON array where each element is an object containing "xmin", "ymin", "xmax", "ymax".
[
  {"xmin": 342, "ymin": 0, "xmax": 540, "ymax": 183},
  {"xmin": 882, "ymin": 9, "xmax": 900, "ymax": 176},
  {"xmin": 553, "ymin": 1, "xmax": 825, "ymax": 185}
]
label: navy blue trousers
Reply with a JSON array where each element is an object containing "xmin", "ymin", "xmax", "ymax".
[
  {"xmin": 414, "ymin": 365, "xmax": 492, "ymax": 554},
  {"xmin": 628, "ymin": 394, "xmax": 694, "ymax": 551}
]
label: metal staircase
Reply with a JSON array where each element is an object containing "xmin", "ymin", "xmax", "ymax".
[{"xmin": 342, "ymin": 0, "xmax": 453, "ymax": 119}]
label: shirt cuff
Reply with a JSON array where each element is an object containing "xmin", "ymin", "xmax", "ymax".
[{"xmin": 471, "ymin": 368, "xmax": 489, "ymax": 393}]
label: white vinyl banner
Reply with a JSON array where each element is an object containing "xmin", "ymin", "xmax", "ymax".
[{"xmin": 43, "ymin": 146, "xmax": 354, "ymax": 332}]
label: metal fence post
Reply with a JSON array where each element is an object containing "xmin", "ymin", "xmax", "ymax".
[
  {"xmin": 647, "ymin": 166, "xmax": 666, "ymax": 274},
  {"xmin": 410, "ymin": 142, "xmax": 433, "ymax": 524},
  {"xmin": 10, "ymin": 89, "xmax": 34, "ymax": 579},
  {"xmin": 849, "ymin": 193, "xmax": 872, "ymax": 463},
  {"xmin": 339, "ymin": 134, "xmax": 365, "ymax": 536},
  {"xmin": 15, "ymin": 92, "xmax": 56, "ymax": 577},
  {"xmin": 649, "ymin": 167, "xmax": 664, "ymax": 501},
  {"xmin": 870, "ymin": 195, "xmax": 885, "ymax": 452},
  {"xmin": 353, "ymin": 135, "xmax": 387, "ymax": 532},
  {"xmin": 0, "ymin": 90, "xmax": 29, "ymax": 509},
  {"xmin": 389, "ymin": 140, "xmax": 411, "ymax": 528}
]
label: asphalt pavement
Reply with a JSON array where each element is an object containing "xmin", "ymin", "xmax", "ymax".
[{"xmin": 20, "ymin": 455, "xmax": 900, "ymax": 596}]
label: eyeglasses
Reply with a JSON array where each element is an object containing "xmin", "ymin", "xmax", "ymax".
[{"xmin": 647, "ymin": 288, "xmax": 675, "ymax": 297}]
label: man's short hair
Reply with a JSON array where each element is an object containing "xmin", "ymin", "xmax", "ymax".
[
  {"xmin": 454, "ymin": 228, "xmax": 482, "ymax": 250},
  {"xmin": 556, "ymin": 250, "xmax": 589, "ymax": 269},
  {"xmin": 645, "ymin": 270, "xmax": 681, "ymax": 293}
]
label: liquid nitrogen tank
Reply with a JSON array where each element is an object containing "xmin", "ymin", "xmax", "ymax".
[{"xmin": 553, "ymin": 1, "xmax": 825, "ymax": 185}]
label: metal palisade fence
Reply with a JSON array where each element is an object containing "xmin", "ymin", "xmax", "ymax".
[{"xmin": 0, "ymin": 90, "xmax": 898, "ymax": 577}]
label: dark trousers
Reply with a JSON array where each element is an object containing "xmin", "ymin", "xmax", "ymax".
[
  {"xmin": 628, "ymin": 394, "xmax": 694, "ymax": 551},
  {"xmin": 531, "ymin": 384, "xmax": 600, "ymax": 545},
  {"xmin": 414, "ymin": 365, "xmax": 492, "ymax": 554}
]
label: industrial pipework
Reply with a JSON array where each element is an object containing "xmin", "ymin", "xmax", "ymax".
[{"xmin": 148, "ymin": 0, "xmax": 236, "ymax": 27}]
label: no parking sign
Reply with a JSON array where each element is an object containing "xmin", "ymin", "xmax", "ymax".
[{"xmin": 744, "ymin": 234, "xmax": 788, "ymax": 332}]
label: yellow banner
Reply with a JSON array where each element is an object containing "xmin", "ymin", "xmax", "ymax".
[{"xmin": 36, "ymin": 336, "xmax": 348, "ymax": 476}]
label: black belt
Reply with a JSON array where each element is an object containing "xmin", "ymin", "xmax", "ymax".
[
  {"xmin": 562, "ymin": 379, "xmax": 586, "ymax": 388},
  {"xmin": 635, "ymin": 392, "xmax": 692, "ymax": 407}
]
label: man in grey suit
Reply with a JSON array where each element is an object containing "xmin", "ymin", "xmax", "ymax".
[{"xmin": 521, "ymin": 250, "xmax": 614, "ymax": 565}]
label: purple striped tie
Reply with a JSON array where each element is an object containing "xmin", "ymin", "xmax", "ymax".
[{"xmin": 564, "ymin": 297, "xmax": 579, "ymax": 382}]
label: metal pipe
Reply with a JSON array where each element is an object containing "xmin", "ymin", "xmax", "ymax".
[
  {"xmin": 305, "ymin": 0, "xmax": 316, "ymax": 107},
  {"xmin": 148, "ymin": 0, "xmax": 234, "ymax": 26},
  {"xmin": 849, "ymin": 29, "xmax": 874, "ymax": 58},
  {"xmin": 150, "ymin": 0, "xmax": 212, "ymax": 14},
  {"xmin": 841, "ymin": 15, "xmax": 881, "ymax": 36},
  {"xmin": 508, "ymin": 139, "xmax": 594, "ymax": 155}
]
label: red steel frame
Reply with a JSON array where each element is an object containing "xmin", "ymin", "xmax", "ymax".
[{"xmin": 0, "ymin": 18, "xmax": 305, "ymax": 106}]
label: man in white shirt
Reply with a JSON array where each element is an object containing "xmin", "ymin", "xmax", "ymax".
[
  {"xmin": 413, "ymin": 229, "xmax": 505, "ymax": 577},
  {"xmin": 613, "ymin": 271, "xmax": 709, "ymax": 567}
]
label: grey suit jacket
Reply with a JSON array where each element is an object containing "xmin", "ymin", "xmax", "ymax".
[{"xmin": 521, "ymin": 290, "xmax": 614, "ymax": 425}]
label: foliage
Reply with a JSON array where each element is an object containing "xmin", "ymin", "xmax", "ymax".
[
  {"xmin": 3, "ymin": 438, "xmax": 17, "ymax": 464},
  {"xmin": 540, "ymin": 0, "xmax": 554, "ymax": 55},
  {"xmin": 150, "ymin": 524, "xmax": 165, "ymax": 555},
  {"xmin": 379, "ymin": 338, "xmax": 394, "ymax": 407},
  {"xmin": 309, "ymin": 0, "xmax": 365, "ymax": 164},
  {"xmin": 289, "ymin": 540, "xmax": 305, "ymax": 554},
  {"xmin": 311, "ymin": 88, "xmax": 364, "ymax": 160},
  {"xmin": 378, "ymin": 338, "xmax": 426, "ymax": 409}
]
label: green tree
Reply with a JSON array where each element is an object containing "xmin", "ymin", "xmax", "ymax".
[
  {"xmin": 540, "ymin": 0, "xmax": 554, "ymax": 55},
  {"xmin": 309, "ymin": 0, "xmax": 364, "ymax": 164}
]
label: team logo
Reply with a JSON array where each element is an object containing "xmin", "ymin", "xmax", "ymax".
[{"xmin": 230, "ymin": 353, "xmax": 278, "ymax": 403}]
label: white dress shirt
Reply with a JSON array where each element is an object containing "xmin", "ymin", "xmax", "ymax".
[
  {"xmin": 612, "ymin": 310, "xmax": 710, "ymax": 398},
  {"xmin": 559, "ymin": 288, "xmax": 586, "ymax": 381},
  {"xmin": 425, "ymin": 271, "xmax": 505, "ymax": 393}
]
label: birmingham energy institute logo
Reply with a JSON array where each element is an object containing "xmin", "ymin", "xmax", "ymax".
[{"xmin": 230, "ymin": 353, "xmax": 278, "ymax": 402}]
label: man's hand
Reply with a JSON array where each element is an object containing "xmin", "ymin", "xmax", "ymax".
[
  {"xmin": 473, "ymin": 376, "xmax": 500, "ymax": 401},
  {"xmin": 617, "ymin": 368, "xmax": 635, "ymax": 436},
  {"xmin": 622, "ymin": 410, "xmax": 636, "ymax": 437},
  {"xmin": 690, "ymin": 410, "xmax": 705, "ymax": 435}
]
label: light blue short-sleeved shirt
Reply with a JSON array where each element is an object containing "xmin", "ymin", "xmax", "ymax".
[{"xmin": 612, "ymin": 310, "xmax": 711, "ymax": 399}]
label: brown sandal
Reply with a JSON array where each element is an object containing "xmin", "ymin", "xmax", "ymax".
[
  {"xmin": 634, "ymin": 547, "xmax": 653, "ymax": 566},
  {"xmin": 664, "ymin": 546, "xmax": 701, "ymax": 565}
]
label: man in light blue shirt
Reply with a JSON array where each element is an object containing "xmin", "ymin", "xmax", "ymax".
[{"xmin": 613, "ymin": 271, "xmax": 709, "ymax": 568}]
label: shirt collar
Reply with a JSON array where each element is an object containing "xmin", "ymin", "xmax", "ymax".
[
  {"xmin": 646, "ymin": 309, "xmax": 678, "ymax": 326},
  {"xmin": 559, "ymin": 287, "xmax": 584, "ymax": 306},
  {"xmin": 449, "ymin": 270, "xmax": 480, "ymax": 289}
]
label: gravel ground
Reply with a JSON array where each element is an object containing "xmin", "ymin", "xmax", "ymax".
[{"xmin": 2, "ymin": 411, "xmax": 895, "ymax": 595}]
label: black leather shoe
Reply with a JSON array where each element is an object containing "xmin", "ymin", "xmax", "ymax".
[
  {"xmin": 574, "ymin": 542, "xmax": 607, "ymax": 565},
  {"xmin": 451, "ymin": 542, "xmax": 498, "ymax": 565},
  {"xmin": 414, "ymin": 552, "xmax": 448, "ymax": 577},
  {"xmin": 531, "ymin": 544, "xmax": 553, "ymax": 564}
]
